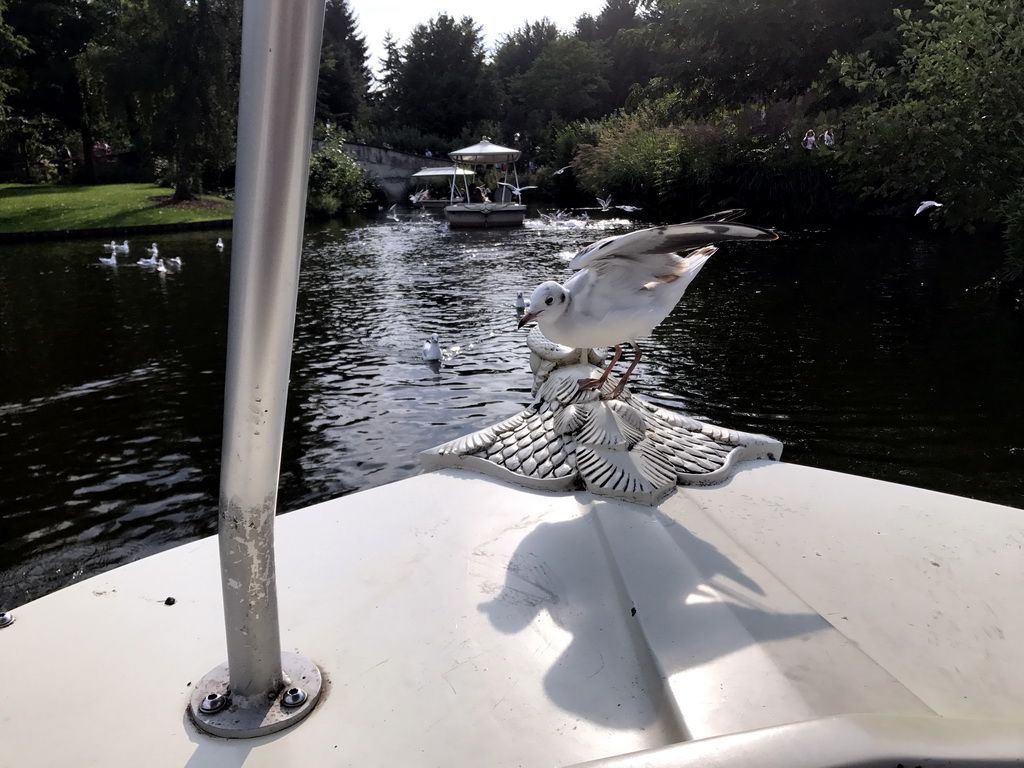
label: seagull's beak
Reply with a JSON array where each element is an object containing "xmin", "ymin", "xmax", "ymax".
[{"xmin": 518, "ymin": 311, "xmax": 538, "ymax": 329}]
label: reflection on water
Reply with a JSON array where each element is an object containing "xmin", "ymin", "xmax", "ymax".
[{"xmin": 1, "ymin": 213, "xmax": 1022, "ymax": 606}]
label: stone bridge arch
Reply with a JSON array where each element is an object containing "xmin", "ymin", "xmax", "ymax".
[{"xmin": 340, "ymin": 142, "xmax": 451, "ymax": 204}]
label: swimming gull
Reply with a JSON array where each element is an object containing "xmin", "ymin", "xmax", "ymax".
[
  {"xmin": 518, "ymin": 212, "xmax": 778, "ymax": 398},
  {"xmin": 422, "ymin": 333, "xmax": 442, "ymax": 361},
  {"xmin": 514, "ymin": 291, "xmax": 529, "ymax": 309},
  {"xmin": 215, "ymin": 237, "xmax": 225, "ymax": 250}
]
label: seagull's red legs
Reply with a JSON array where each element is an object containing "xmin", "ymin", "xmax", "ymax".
[
  {"xmin": 605, "ymin": 343, "xmax": 642, "ymax": 399},
  {"xmin": 577, "ymin": 344, "xmax": 623, "ymax": 392}
]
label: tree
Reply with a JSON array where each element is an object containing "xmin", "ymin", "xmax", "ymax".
[
  {"xmin": 574, "ymin": 0, "xmax": 655, "ymax": 114},
  {"xmin": 87, "ymin": 0, "xmax": 241, "ymax": 200},
  {"xmin": 837, "ymin": 0, "xmax": 1024, "ymax": 230},
  {"xmin": 369, "ymin": 32, "xmax": 404, "ymax": 129},
  {"xmin": 492, "ymin": 20, "xmax": 560, "ymax": 139},
  {"xmin": 638, "ymin": 0, "xmax": 912, "ymax": 114},
  {"xmin": 3, "ymin": 0, "xmax": 104, "ymax": 181},
  {"xmin": 509, "ymin": 38, "xmax": 610, "ymax": 137},
  {"xmin": 391, "ymin": 14, "xmax": 495, "ymax": 141},
  {"xmin": 317, "ymin": 0, "xmax": 371, "ymax": 130},
  {"xmin": 0, "ymin": 0, "xmax": 29, "ymax": 119}
]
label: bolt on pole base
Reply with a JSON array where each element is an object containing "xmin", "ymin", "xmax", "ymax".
[{"xmin": 188, "ymin": 652, "xmax": 323, "ymax": 738}]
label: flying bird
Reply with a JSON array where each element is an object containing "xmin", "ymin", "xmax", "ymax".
[
  {"xmin": 497, "ymin": 182, "xmax": 538, "ymax": 201},
  {"xmin": 422, "ymin": 333, "xmax": 442, "ymax": 361},
  {"xmin": 518, "ymin": 212, "xmax": 778, "ymax": 399},
  {"xmin": 616, "ymin": 205, "xmax": 643, "ymax": 213},
  {"xmin": 915, "ymin": 200, "xmax": 943, "ymax": 216},
  {"xmin": 596, "ymin": 195, "xmax": 612, "ymax": 211},
  {"xmin": 554, "ymin": 165, "xmax": 572, "ymax": 175}
]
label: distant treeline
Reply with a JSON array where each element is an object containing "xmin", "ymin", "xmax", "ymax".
[{"xmin": 1, "ymin": 0, "xmax": 1021, "ymax": 277}]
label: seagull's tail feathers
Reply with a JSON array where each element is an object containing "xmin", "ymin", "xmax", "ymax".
[
  {"xmin": 643, "ymin": 245, "xmax": 717, "ymax": 291},
  {"xmin": 681, "ymin": 245, "xmax": 717, "ymax": 278}
]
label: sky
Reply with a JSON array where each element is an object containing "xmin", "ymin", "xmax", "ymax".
[{"xmin": 349, "ymin": 0, "xmax": 601, "ymax": 75}]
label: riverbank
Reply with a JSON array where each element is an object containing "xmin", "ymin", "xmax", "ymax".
[{"xmin": 0, "ymin": 183, "xmax": 233, "ymax": 242}]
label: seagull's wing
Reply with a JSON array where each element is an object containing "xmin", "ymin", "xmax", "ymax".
[
  {"xmin": 690, "ymin": 208, "xmax": 745, "ymax": 222},
  {"xmin": 519, "ymin": 186, "xmax": 538, "ymax": 192},
  {"xmin": 564, "ymin": 245, "xmax": 719, "ymax": 323},
  {"xmin": 569, "ymin": 222, "xmax": 778, "ymax": 271},
  {"xmin": 915, "ymin": 200, "xmax": 943, "ymax": 216},
  {"xmin": 498, "ymin": 182, "xmax": 514, "ymax": 189}
]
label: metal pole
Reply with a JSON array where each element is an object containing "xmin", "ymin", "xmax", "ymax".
[{"xmin": 218, "ymin": 0, "xmax": 325, "ymax": 701}]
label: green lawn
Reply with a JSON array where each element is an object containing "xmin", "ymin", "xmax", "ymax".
[{"xmin": 0, "ymin": 183, "xmax": 233, "ymax": 234}]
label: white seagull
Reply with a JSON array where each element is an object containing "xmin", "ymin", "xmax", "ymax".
[
  {"xmin": 554, "ymin": 165, "xmax": 573, "ymax": 175},
  {"xmin": 215, "ymin": 237, "xmax": 225, "ymax": 250},
  {"xmin": 515, "ymin": 291, "xmax": 529, "ymax": 310},
  {"xmin": 112, "ymin": 240, "xmax": 130, "ymax": 253},
  {"xmin": 102, "ymin": 240, "xmax": 118, "ymax": 250},
  {"xmin": 915, "ymin": 200, "xmax": 943, "ymax": 216},
  {"xmin": 386, "ymin": 204, "xmax": 399, "ymax": 222},
  {"xmin": 497, "ymin": 182, "xmax": 538, "ymax": 201},
  {"xmin": 596, "ymin": 195, "xmax": 612, "ymax": 211},
  {"xmin": 146, "ymin": 242, "xmax": 159, "ymax": 256},
  {"xmin": 518, "ymin": 212, "xmax": 778, "ymax": 399},
  {"xmin": 99, "ymin": 252, "xmax": 117, "ymax": 266},
  {"xmin": 137, "ymin": 250, "xmax": 158, "ymax": 266},
  {"xmin": 616, "ymin": 204, "xmax": 643, "ymax": 213},
  {"xmin": 422, "ymin": 333, "xmax": 442, "ymax": 361}
]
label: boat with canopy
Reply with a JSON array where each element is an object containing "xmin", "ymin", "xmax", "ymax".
[
  {"xmin": 409, "ymin": 165, "xmax": 474, "ymax": 210},
  {"xmin": 2, "ymin": 1, "xmax": 1024, "ymax": 766},
  {"xmin": 443, "ymin": 138, "xmax": 527, "ymax": 228}
]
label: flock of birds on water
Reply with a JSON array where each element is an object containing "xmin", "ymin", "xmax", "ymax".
[{"xmin": 98, "ymin": 236, "xmax": 225, "ymax": 271}]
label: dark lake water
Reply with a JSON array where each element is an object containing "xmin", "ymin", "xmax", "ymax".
[{"xmin": 2, "ymin": 211, "xmax": 1022, "ymax": 608}]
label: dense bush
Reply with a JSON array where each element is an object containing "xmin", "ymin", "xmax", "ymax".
[
  {"xmin": 567, "ymin": 105, "xmax": 847, "ymax": 224},
  {"xmin": 306, "ymin": 135, "xmax": 374, "ymax": 218},
  {"xmin": 1000, "ymin": 182, "xmax": 1024, "ymax": 283}
]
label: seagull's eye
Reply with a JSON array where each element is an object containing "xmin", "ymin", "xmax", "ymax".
[{"xmin": 545, "ymin": 296, "xmax": 554, "ymax": 306}]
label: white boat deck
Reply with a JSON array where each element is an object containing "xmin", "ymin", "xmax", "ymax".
[{"xmin": 3, "ymin": 461, "xmax": 1023, "ymax": 766}]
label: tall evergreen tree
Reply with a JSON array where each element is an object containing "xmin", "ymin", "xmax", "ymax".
[
  {"xmin": 317, "ymin": 0, "xmax": 371, "ymax": 130},
  {"xmin": 392, "ymin": 14, "xmax": 495, "ymax": 141},
  {"xmin": 370, "ymin": 32, "xmax": 403, "ymax": 129}
]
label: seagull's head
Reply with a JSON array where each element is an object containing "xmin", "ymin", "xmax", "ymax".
[
  {"xmin": 430, "ymin": 333, "xmax": 439, "ymax": 343},
  {"xmin": 518, "ymin": 282, "xmax": 568, "ymax": 329}
]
